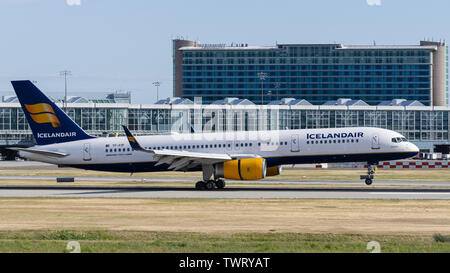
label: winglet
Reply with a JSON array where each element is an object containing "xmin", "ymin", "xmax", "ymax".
[{"xmin": 122, "ymin": 126, "xmax": 145, "ymax": 151}]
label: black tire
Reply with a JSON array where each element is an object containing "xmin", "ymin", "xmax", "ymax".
[
  {"xmin": 365, "ymin": 178, "xmax": 373, "ymax": 186},
  {"xmin": 195, "ymin": 181, "xmax": 206, "ymax": 190},
  {"xmin": 206, "ymin": 181, "xmax": 216, "ymax": 190},
  {"xmin": 215, "ymin": 179, "xmax": 225, "ymax": 189}
]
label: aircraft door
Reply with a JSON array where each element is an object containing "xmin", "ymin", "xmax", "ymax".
[
  {"xmin": 371, "ymin": 134, "xmax": 380, "ymax": 150},
  {"xmin": 291, "ymin": 135, "xmax": 300, "ymax": 152},
  {"xmin": 83, "ymin": 143, "xmax": 92, "ymax": 161}
]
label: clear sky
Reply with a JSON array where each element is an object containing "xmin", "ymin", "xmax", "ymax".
[{"xmin": 0, "ymin": 0, "xmax": 448, "ymax": 103}]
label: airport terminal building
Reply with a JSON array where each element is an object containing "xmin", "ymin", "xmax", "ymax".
[
  {"xmin": 1, "ymin": 96, "xmax": 450, "ymax": 159},
  {"xmin": 173, "ymin": 40, "xmax": 448, "ymax": 106}
]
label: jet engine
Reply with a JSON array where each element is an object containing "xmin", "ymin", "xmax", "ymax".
[
  {"xmin": 266, "ymin": 165, "xmax": 282, "ymax": 177},
  {"xmin": 214, "ymin": 158, "xmax": 266, "ymax": 180}
]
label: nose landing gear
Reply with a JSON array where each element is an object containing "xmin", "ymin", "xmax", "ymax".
[{"xmin": 360, "ymin": 162, "xmax": 378, "ymax": 185}]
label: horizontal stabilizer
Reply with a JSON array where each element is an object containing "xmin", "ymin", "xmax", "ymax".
[{"xmin": 8, "ymin": 147, "xmax": 69, "ymax": 158}]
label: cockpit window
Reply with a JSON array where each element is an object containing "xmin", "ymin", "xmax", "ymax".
[{"xmin": 392, "ymin": 137, "xmax": 408, "ymax": 143}]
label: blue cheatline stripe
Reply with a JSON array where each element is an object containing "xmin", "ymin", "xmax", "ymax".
[
  {"xmin": 265, "ymin": 151, "xmax": 418, "ymax": 167},
  {"xmin": 62, "ymin": 151, "xmax": 418, "ymax": 173}
]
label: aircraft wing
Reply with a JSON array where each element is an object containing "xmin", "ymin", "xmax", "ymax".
[
  {"xmin": 8, "ymin": 147, "xmax": 69, "ymax": 158},
  {"xmin": 122, "ymin": 126, "xmax": 232, "ymax": 171}
]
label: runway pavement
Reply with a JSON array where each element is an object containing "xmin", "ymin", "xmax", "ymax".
[
  {"xmin": 2, "ymin": 174, "xmax": 450, "ymax": 187},
  {"xmin": 1, "ymin": 161, "xmax": 450, "ymax": 199},
  {"xmin": 1, "ymin": 184, "xmax": 450, "ymax": 199}
]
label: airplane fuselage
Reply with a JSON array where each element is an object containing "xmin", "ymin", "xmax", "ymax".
[{"xmin": 20, "ymin": 127, "xmax": 419, "ymax": 173}]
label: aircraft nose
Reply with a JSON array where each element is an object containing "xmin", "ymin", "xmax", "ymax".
[{"xmin": 409, "ymin": 142, "xmax": 420, "ymax": 154}]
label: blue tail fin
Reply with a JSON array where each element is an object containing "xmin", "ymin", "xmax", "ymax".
[{"xmin": 11, "ymin": 80, "xmax": 94, "ymax": 145}]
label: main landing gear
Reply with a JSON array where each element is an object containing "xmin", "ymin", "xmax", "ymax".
[
  {"xmin": 196, "ymin": 164, "xmax": 226, "ymax": 190},
  {"xmin": 195, "ymin": 179, "xmax": 226, "ymax": 190},
  {"xmin": 360, "ymin": 162, "xmax": 378, "ymax": 186}
]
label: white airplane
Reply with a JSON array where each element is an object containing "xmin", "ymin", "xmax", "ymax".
[{"xmin": 10, "ymin": 80, "xmax": 420, "ymax": 190}]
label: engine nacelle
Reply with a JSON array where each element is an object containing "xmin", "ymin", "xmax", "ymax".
[
  {"xmin": 214, "ymin": 158, "xmax": 266, "ymax": 180},
  {"xmin": 266, "ymin": 165, "xmax": 282, "ymax": 177}
]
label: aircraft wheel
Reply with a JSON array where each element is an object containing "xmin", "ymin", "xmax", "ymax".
[
  {"xmin": 206, "ymin": 181, "xmax": 216, "ymax": 190},
  {"xmin": 195, "ymin": 181, "xmax": 206, "ymax": 190},
  {"xmin": 215, "ymin": 179, "xmax": 225, "ymax": 189},
  {"xmin": 365, "ymin": 178, "xmax": 373, "ymax": 186}
]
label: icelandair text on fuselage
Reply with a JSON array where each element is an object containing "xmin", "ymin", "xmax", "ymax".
[
  {"xmin": 307, "ymin": 132, "xmax": 364, "ymax": 140},
  {"xmin": 37, "ymin": 132, "xmax": 77, "ymax": 138}
]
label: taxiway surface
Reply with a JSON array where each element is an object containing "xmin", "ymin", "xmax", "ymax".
[{"xmin": 1, "ymin": 184, "xmax": 450, "ymax": 199}]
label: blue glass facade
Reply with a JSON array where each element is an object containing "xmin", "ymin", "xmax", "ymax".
[{"xmin": 177, "ymin": 43, "xmax": 438, "ymax": 105}]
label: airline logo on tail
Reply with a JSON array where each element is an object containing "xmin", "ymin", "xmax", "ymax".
[
  {"xmin": 24, "ymin": 103, "xmax": 61, "ymax": 128},
  {"xmin": 127, "ymin": 136, "xmax": 136, "ymax": 143}
]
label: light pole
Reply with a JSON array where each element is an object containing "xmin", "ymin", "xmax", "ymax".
[
  {"xmin": 60, "ymin": 70, "xmax": 72, "ymax": 111},
  {"xmin": 257, "ymin": 72, "xmax": 268, "ymax": 105},
  {"xmin": 152, "ymin": 81, "xmax": 161, "ymax": 102}
]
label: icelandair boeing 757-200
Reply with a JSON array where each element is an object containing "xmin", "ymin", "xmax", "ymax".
[{"xmin": 10, "ymin": 80, "xmax": 419, "ymax": 189}]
